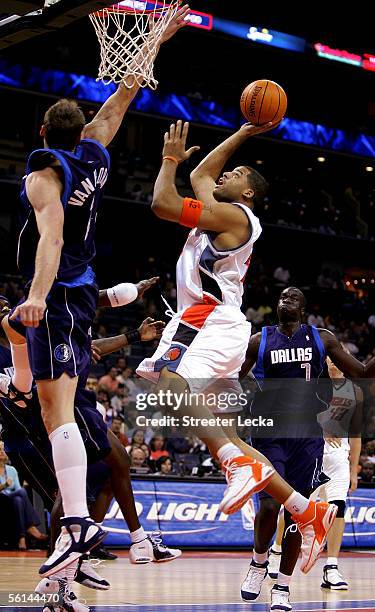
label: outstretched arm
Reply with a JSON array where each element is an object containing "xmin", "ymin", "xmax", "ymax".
[
  {"xmin": 92, "ymin": 318, "xmax": 164, "ymax": 359},
  {"xmin": 321, "ymin": 329, "xmax": 375, "ymax": 378},
  {"xmin": 190, "ymin": 122, "xmax": 277, "ymax": 203},
  {"xmin": 83, "ymin": 5, "xmax": 189, "ymax": 147},
  {"xmin": 98, "ymin": 276, "xmax": 159, "ymax": 307},
  {"xmin": 11, "ymin": 168, "xmax": 64, "ymax": 327}
]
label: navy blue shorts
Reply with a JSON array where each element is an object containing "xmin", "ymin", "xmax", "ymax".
[
  {"xmin": 252, "ymin": 437, "xmax": 324, "ymax": 498},
  {"xmin": 87, "ymin": 461, "xmax": 111, "ymax": 503},
  {"xmin": 8, "ymin": 283, "xmax": 98, "ymax": 381},
  {"xmin": 75, "ymin": 387, "xmax": 111, "ymax": 463}
]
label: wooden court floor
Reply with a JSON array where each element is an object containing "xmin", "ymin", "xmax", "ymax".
[{"xmin": 0, "ymin": 551, "xmax": 374, "ymax": 611}]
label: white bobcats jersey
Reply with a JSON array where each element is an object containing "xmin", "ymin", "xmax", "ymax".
[
  {"xmin": 322, "ymin": 379, "xmax": 357, "ymax": 454},
  {"xmin": 176, "ymin": 203, "xmax": 262, "ymax": 311}
]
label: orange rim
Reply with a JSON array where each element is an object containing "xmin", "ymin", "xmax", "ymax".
[{"xmin": 91, "ymin": 1, "xmax": 181, "ymax": 17}]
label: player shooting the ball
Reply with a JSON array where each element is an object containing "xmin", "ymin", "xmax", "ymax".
[{"xmin": 136, "ymin": 118, "xmax": 338, "ymax": 575}]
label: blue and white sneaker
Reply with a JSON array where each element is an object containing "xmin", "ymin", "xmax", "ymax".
[
  {"xmin": 321, "ymin": 564, "xmax": 348, "ymax": 590},
  {"xmin": 39, "ymin": 517, "xmax": 106, "ymax": 577},
  {"xmin": 0, "ymin": 373, "xmax": 33, "ymax": 408},
  {"xmin": 37, "ymin": 576, "xmax": 90, "ymax": 611},
  {"xmin": 75, "ymin": 555, "xmax": 110, "ymax": 590},
  {"xmin": 241, "ymin": 559, "xmax": 268, "ymax": 601},
  {"xmin": 129, "ymin": 532, "xmax": 182, "ymax": 564}
]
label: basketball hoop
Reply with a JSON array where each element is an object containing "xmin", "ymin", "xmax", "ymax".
[{"xmin": 90, "ymin": 1, "xmax": 181, "ymax": 90}]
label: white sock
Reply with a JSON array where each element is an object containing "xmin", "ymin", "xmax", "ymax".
[
  {"xmin": 217, "ymin": 443, "xmax": 243, "ymax": 464},
  {"xmin": 130, "ymin": 526, "xmax": 147, "ymax": 543},
  {"xmin": 272, "ymin": 543, "xmax": 282, "ymax": 553},
  {"xmin": 284, "ymin": 492, "xmax": 309, "ymax": 515},
  {"xmin": 327, "ymin": 556, "xmax": 338, "ymax": 566},
  {"xmin": 277, "ymin": 572, "xmax": 292, "ymax": 588},
  {"xmin": 49, "ymin": 423, "xmax": 89, "ymax": 517},
  {"xmin": 10, "ymin": 342, "xmax": 33, "ymax": 393},
  {"xmin": 253, "ymin": 550, "xmax": 268, "ymax": 565}
]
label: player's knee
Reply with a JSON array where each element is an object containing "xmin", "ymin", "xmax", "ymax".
[{"xmin": 330, "ymin": 499, "xmax": 346, "ymax": 518}]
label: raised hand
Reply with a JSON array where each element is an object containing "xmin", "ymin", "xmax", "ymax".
[
  {"xmin": 138, "ymin": 317, "xmax": 165, "ymax": 341},
  {"xmin": 239, "ymin": 119, "xmax": 282, "ymax": 137},
  {"xmin": 163, "ymin": 120, "xmax": 200, "ymax": 164},
  {"xmin": 159, "ymin": 4, "xmax": 190, "ymax": 43},
  {"xmin": 136, "ymin": 276, "xmax": 160, "ymax": 299}
]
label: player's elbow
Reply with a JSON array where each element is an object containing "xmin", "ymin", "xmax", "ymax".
[{"xmin": 151, "ymin": 197, "xmax": 164, "ymax": 218}]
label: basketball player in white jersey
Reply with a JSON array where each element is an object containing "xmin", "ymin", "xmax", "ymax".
[
  {"xmin": 317, "ymin": 348, "xmax": 362, "ymax": 590},
  {"xmin": 137, "ymin": 120, "xmax": 339, "ymax": 574}
]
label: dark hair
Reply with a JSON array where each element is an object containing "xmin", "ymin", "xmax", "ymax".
[
  {"xmin": 43, "ymin": 99, "xmax": 85, "ymax": 150},
  {"xmin": 244, "ymin": 166, "xmax": 269, "ymax": 207},
  {"xmin": 156, "ymin": 456, "xmax": 172, "ymax": 470},
  {"xmin": 150, "ymin": 434, "xmax": 166, "ymax": 451},
  {"xmin": 112, "ymin": 416, "xmax": 122, "ymax": 424}
]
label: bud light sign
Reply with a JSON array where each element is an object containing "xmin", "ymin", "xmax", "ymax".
[{"xmin": 103, "ymin": 479, "xmax": 375, "ymax": 548}]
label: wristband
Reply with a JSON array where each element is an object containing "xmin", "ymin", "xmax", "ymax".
[
  {"xmin": 125, "ymin": 329, "xmax": 141, "ymax": 345},
  {"xmin": 107, "ymin": 283, "xmax": 138, "ymax": 307},
  {"xmin": 180, "ymin": 197, "xmax": 203, "ymax": 228},
  {"xmin": 163, "ymin": 155, "xmax": 179, "ymax": 165}
]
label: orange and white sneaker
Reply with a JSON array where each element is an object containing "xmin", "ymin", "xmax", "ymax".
[
  {"xmin": 292, "ymin": 501, "xmax": 338, "ymax": 574},
  {"xmin": 219, "ymin": 456, "xmax": 275, "ymax": 515}
]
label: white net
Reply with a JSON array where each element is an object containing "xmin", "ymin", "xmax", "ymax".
[{"xmin": 89, "ymin": 1, "xmax": 181, "ymax": 90}]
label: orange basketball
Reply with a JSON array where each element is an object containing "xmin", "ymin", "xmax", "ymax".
[{"xmin": 240, "ymin": 79, "xmax": 287, "ymax": 125}]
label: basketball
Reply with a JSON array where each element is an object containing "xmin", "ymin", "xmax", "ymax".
[{"xmin": 240, "ymin": 79, "xmax": 287, "ymax": 125}]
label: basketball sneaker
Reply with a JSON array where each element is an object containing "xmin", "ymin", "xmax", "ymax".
[
  {"xmin": 219, "ymin": 456, "xmax": 275, "ymax": 515},
  {"xmin": 270, "ymin": 585, "xmax": 292, "ymax": 611},
  {"xmin": 240, "ymin": 559, "xmax": 268, "ymax": 601},
  {"xmin": 291, "ymin": 501, "xmax": 338, "ymax": 574},
  {"xmin": 39, "ymin": 517, "xmax": 106, "ymax": 577},
  {"xmin": 129, "ymin": 532, "xmax": 182, "ymax": 564},
  {"xmin": 36, "ymin": 576, "xmax": 89, "ymax": 612},
  {"xmin": 0, "ymin": 373, "xmax": 33, "ymax": 408},
  {"xmin": 74, "ymin": 555, "xmax": 110, "ymax": 590},
  {"xmin": 321, "ymin": 564, "xmax": 348, "ymax": 590},
  {"xmin": 268, "ymin": 548, "xmax": 282, "ymax": 580}
]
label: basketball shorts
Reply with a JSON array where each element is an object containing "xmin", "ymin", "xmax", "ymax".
[
  {"xmin": 75, "ymin": 387, "xmax": 111, "ymax": 462},
  {"xmin": 136, "ymin": 303, "xmax": 252, "ymax": 395},
  {"xmin": 320, "ymin": 448, "xmax": 350, "ymax": 502},
  {"xmin": 8, "ymin": 283, "xmax": 98, "ymax": 381},
  {"xmin": 252, "ymin": 437, "xmax": 324, "ymax": 499}
]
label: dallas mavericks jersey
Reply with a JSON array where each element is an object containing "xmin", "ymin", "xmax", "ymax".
[
  {"xmin": 251, "ymin": 324, "xmax": 331, "ymax": 436},
  {"xmin": 18, "ymin": 139, "xmax": 110, "ymax": 285}
]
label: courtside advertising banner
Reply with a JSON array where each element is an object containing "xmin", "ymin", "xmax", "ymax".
[{"xmin": 103, "ymin": 479, "xmax": 375, "ymax": 548}]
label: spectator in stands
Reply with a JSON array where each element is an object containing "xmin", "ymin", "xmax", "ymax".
[
  {"xmin": 358, "ymin": 461, "xmax": 375, "ymax": 484},
  {"xmin": 149, "ymin": 434, "xmax": 169, "ymax": 462},
  {"xmin": 86, "ymin": 374, "xmax": 99, "ymax": 393},
  {"xmin": 99, "ymin": 366, "xmax": 120, "ymax": 395},
  {"xmin": 154, "ymin": 456, "xmax": 174, "ymax": 476},
  {"xmin": 273, "ymin": 265, "xmax": 291, "ymax": 287},
  {"xmin": 0, "ymin": 442, "xmax": 48, "ymax": 550},
  {"xmin": 110, "ymin": 417, "xmax": 128, "ymax": 447},
  {"xmin": 307, "ymin": 306, "xmax": 325, "ymax": 328},
  {"xmin": 126, "ymin": 430, "xmax": 151, "ymax": 457},
  {"xmin": 129, "ymin": 447, "xmax": 150, "ymax": 473},
  {"xmin": 110, "ymin": 384, "xmax": 130, "ymax": 416}
]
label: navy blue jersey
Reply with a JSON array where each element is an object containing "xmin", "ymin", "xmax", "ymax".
[
  {"xmin": 251, "ymin": 324, "xmax": 332, "ymax": 436},
  {"xmin": 18, "ymin": 139, "xmax": 110, "ymax": 285}
]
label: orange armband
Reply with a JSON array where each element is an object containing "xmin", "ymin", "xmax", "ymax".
[{"xmin": 179, "ymin": 197, "xmax": 203, "ymax": 228}]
